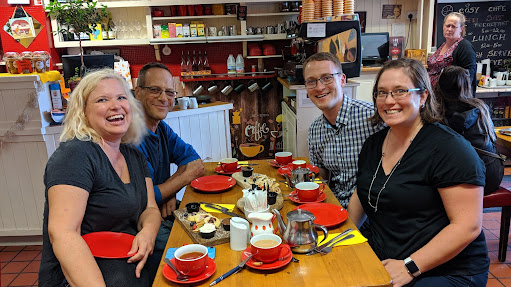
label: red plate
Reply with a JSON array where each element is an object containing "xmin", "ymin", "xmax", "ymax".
[
  {"xmin": 241, "ymin": 244, "xmax": 292, "ymax": 270},
  {"xmin": 214, "ymin": 165, "xmax": 242, "ymax": 175},
  {"xmin": 191, "ymin": 175, "xmax": 236, "ymax": 193},
  {"xmin": 288, "ymin": 190, "xmax": 326, "ymax": 204},
  {"xmin": 82, "ymin": 231, "xmax": 135, "ymax": 259},
  {"xmin": 293, "ymin": 203, "xmax": 348, "ymax": 228},
  {"xmin": 162, "ymin": 257, "xmax": 216, "ymax": 284},
  {"xmin": 277, "ymin": 164, "xmax": 320, "ymax": 177},
  {"xmin": 269, "ymin": 159, "xmax": 294, "ymax": 168}
]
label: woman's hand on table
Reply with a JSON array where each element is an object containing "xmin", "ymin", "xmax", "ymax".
[
  {"xmin": 381, "ymin": 259, "xmax": 413, "ymax": 287},
  {"xmin": 127, "ymin": 228, "xmax": 157, "ymax": 278}
]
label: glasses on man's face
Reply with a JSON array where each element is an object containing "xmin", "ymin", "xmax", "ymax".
[
  {"xmin": 373, "ymin": 88, "xmax": 424, "ymax": 101},
  {"xmin": 305, "ymin": 73, "xmax": 342, "ymax": 89},
  {"xmin": 141, "ymin": 86, "xmax": 178, "ymax": 98}
]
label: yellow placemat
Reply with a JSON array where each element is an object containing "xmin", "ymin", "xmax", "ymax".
[
  {"xmin": 217, "ymin": 161, "xmax": 249, "ymax": 165},
  {"xmin": 317, "ymin": 230, "xmax": 367, "ymax": 246},
  {"xmin": 200, "ymin": 204, "xmax": 235, "ymax": 213}
]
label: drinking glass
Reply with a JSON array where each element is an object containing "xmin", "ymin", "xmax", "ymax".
[{"xmin": 134, "ymin": 20, "xmax": 142, "ymax": 38}]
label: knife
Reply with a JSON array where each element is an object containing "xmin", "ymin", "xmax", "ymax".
[
  {"xmin": 209, "ymin": 254, "xmax": 254, "ymax": 286},
  {"xmin": 316, "ymin": 228, "xmax": 353, "ymax": 251},
  {"xmin": 200, "ymin": 202, "xmax": 241, "ymax": 217}
]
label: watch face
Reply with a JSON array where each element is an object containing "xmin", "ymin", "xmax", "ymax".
[{"xmin": 405, "ymin": 259, "xmax": 420, "ymax": 275}]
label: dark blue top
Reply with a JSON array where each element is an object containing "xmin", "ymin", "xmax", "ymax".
[{"xmin": 137, "ymin": 121, "xmax": 200, "ymax": 204}]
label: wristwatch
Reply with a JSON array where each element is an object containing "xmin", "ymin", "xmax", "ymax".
[{"xmin": 404, "ymin": 257, "xmax": 421, "ymax": 277}]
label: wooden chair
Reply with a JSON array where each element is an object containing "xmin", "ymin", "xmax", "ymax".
[{"xmin": 483, "ymin": 186, "xmax": 511, "ymax": 262}]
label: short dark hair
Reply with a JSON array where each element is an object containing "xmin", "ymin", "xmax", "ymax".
[
  {"xmin": 303, "ymin": 52, "xmax": 343, "ymax": 76},
  {"xmin": 370, "ymin": 58, "xmax": 441, "ymax": 126},
  {"xmin": 137, "ymin": 62, "xmax": 172, "ymax": 87}
]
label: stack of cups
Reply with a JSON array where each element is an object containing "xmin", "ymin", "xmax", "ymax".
[
  {"xmin": 333, "ymin": 0, "xmax": 344, "ymax": 16},
  {"xmin": 314, "ymin": 0, "xmax": 322, "ymax": 19},
  {"xmin": 301, "ymin": 0, "xmax": 315, "ymax": 22},
  {"xmin": 322, "ymin": 0, "xmax": 333, "ymax": 17},
  {"xmin": 344, "ymin": 0, "xmax": 355, "ymax": 14}
]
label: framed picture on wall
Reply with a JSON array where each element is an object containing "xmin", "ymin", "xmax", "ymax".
[
  {"xmin": 355, "ymin": 11, "xmax": 366, "ymax": 32},
  {"xmin": 382, "ymin": 5, "xmax": 402, "ymax": 19}
]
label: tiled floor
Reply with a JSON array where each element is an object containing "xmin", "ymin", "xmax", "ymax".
[{"xmin": 3, "ymin": 176, "xmax": 511, "ymax": 286}]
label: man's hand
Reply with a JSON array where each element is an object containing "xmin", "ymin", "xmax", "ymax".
[
  {"xmin": 183, "ymin": 159, "xmax": 205, "ymax": 181},
  {"xmin": 161, "ymin": 197, "xmax": 177, "ymax": 219}
]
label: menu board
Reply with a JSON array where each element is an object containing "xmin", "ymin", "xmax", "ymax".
[{"xmin": 436, "ymin": 0, "xmax": 511, "ymax": 66}]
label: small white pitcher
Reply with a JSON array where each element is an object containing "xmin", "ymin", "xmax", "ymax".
[
  {"xmin": 230, "ymin": 217, "xmax": 250, "ymax": 251},
  {"xmin": 248, "ymin": 212, "xmax": 276, "ymax": 237}
]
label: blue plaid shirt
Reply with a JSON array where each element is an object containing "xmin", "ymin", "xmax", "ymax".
[{"xmin": 308, "ymin": 96, "xmax": 383, "ymax": 208}]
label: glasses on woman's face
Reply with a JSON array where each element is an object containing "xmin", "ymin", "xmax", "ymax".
[
  {"xmin": 141, "ymin": 86, "xmax": 178, "ymax": 99},
  {"xmin": 305, "ymin": 73, "xmax": 342, "ymax": 89},
  {"xmin": 373, "ymin": 88, "xmax": 423, "ymax": 101}
]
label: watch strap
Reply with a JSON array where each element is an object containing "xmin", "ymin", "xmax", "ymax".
[{"xmin": 404, "ymin": 257, "xmax": 421, "ymax": 277}]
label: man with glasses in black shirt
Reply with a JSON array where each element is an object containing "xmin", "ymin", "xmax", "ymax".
[
  {"xmin": 304, "ymin": 52, "xmax": 382, "ymax": 208},
  {"xmin": 135, "ymin": 62, "xmax": 204, "ymax": 281}
]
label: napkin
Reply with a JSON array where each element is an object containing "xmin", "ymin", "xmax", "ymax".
[
  {"xmin": 200, "ymin": 203, "xmax": 235, "ymax": 213},
  {"xmin": 165, "ymin": 246, "xmax": 216, "ymax": 260},
  {"xmin": 317, "ymin": 230, "xmax": 367, "ymax": 247}
]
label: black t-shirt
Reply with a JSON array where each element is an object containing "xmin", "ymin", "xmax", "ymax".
[
  {"xmin": 39, "ymin": 139, "xmax": 151, "ymax": 287},
  {"xmin": 357, "ymin": 123, "xmax": 489, "ymax": 276}
]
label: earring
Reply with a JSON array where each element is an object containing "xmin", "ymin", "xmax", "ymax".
[{"xmin": 421, "ymin": 103, "xmax": 425, "ymax": 109}]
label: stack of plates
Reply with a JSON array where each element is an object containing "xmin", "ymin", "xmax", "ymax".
[
  {"xmin": 333, "ymin": 0, "xmax": 344, "ymax": 16},
  {"xmin": 302, "ymin": 1, "xmax": 315, "ymax": 22},
  {"xmin": 322, "ymin": 0, "xmax": 333, "ymax": 17},
  {"xmin": 344, "ymin": 0, "xmax": 355, "ymax": 14},
  {"xmin": 314, "ymin": 0, "xmax": 322, "ymax": 19}
]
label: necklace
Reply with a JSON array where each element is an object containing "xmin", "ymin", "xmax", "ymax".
[{"xmin": 367, "ymin": 122, "xmax": 423, "ymax": 212}]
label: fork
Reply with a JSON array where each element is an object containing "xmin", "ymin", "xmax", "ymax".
[
  {"xmin": 317, "ymin": 234, "xmax": 355, "ymax": 255},
  {"xmin": 164, "ymin": 258, "xmax": 189, "ymax": 281}
]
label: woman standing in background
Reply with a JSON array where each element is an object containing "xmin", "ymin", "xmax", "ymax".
[{"xmin": 427, "ymin": 12, "xmax": 477, "ymax": 95}]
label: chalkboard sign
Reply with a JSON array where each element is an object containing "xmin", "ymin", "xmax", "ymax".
[{"xmin": 436, "ymin": 0, "xmax": 511, "ymax": 66}]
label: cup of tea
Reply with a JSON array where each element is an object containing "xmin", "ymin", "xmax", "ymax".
[
  {"xmin": 292, "ymin": 160, "xmax": 307, "ymax": 169},
  {"xmin": 250, "ymin": 233, "xmax": 286, "ymax": 263},
  {"xmin": 220, "ymin": 158, "xmax": 238, "ymax": 172},
  {"xmin": 295, "ymin": 182, "xmax": 325, "ymax": 202},
  {"xmin": 275, "ymin": 152, "xmax": 292, "ymax": 164},
  {"xmin": 174, "ymin": 244, "xmax": 208, "ymax": 276}
]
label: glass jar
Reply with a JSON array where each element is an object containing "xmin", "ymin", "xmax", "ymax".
[
  {"xmin": 19, "ymin": 51, "xmax": 33, "ymax": 74},
  {"xmin": 32, "ymin": 51, "xmax": 46, "ymax": 73},
  {"xmin": 3, "ymin": 52, "xmax": 20, "ymax": 74}
]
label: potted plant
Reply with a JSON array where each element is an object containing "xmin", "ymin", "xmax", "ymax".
[
  {"xmin": 45, "ymin": 0, "xmax": 109, "ymax": 77},
  {"xmin": 67, "ymin": 66, "xmax": 81, "ymax": 91}
]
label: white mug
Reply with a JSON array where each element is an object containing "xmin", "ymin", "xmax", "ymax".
[
  {"xmin": 178, "ymin": 97, "xmax": 190, "ymax": 109},
  {"xmin": 189, "ymin": 97, "xmax": 198, "ymax": 109},
  {"xmin": 489, "ymin": 78, "xmax": 497, "ymax": 88},
  {"xmin": 230, "ymin": 217, "xmax": 250, "ymax": 251}
]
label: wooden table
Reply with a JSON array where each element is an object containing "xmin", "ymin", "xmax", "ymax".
[
  {"xmin": 152, "ymin": 159, "xmax": 392, "ymax": 287},
  {"xmin": 496, "ymin": 127, "xmax": 511, "ymax": 152}
]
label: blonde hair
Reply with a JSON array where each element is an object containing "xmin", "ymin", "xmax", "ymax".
[
  {"xmin": 444, "ymin": 12, "xmax": 466, "ymax": 37},
  {"xmin": 60, "ymin": 69, "xmax": 147, "ymax": 145}
]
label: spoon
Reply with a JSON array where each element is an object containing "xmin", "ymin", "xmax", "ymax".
[{"xmin": 164, "ymin": 257, "xmax": 189, "ymax": 281}]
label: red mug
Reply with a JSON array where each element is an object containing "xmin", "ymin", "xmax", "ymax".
[
  {"xmin": 291, "ymin": 160, "xmax": 307, "ymax": 169},
  {"xmin": 295, "ymin": 182, "xmax": 325, "ymax": 202},
  {"xmin": 275, "ymin": 152, "xmax": 292, "ymax": 164},
  {"xmin": 187, "ymin": 5, "xmax": 195, "ymax": 16},
  {"xmin": 220, "ymin": 158, "xmax": 238, "ymax": 172},
  {"xmin": 250, "ymin": 234, "xmax": 288, "ymax": 263},
  {"xmin": 178, "ymin": 5, "xmax": 187, "ymax": 16},
  {"xmin": 195, "ymin": 5, "xmax": 204, "ymax": 16},
  {"xmin": 170, "ymin": 6, "xmax": 177, "ymax": 16},
  {"xmin": 174, "ymin": 244, "xmax": 208, "ymax": 276}
]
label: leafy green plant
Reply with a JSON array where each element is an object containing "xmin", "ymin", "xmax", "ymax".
[
  {"xmin": 68, "ymin": 66, "xmax": 81, "ymax": 82},
  {"xmin": 46, "ymin": 0, "xmax": 109, "ymax": 76},
  {"xmin": 504, "ymin": 58, "xmax": 511, "ymax": 72}
]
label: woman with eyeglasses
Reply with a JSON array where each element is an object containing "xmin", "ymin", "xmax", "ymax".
[
  {"xmin": 348, "ymin": 59, "xmax": 489, "ymax": 286},
  {"xmin": 436, "ymin": 66, "xmax": 503, "ymax": 195},
  {"xmin": 39, "ymin": 69, "xmax": 161, "ymax": 287},
  {"xmin": 427, "ymin": 12, "xmax": 477, "ymax": 95}
]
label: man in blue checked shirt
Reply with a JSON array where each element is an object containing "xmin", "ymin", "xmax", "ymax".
[
  {"xmin": 304, "ymin": 52, "xmax": 383, "ymax": 208},
  {"xmin": 135, "ymin": 62, "xmax": 205, "ymax": 280}
]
